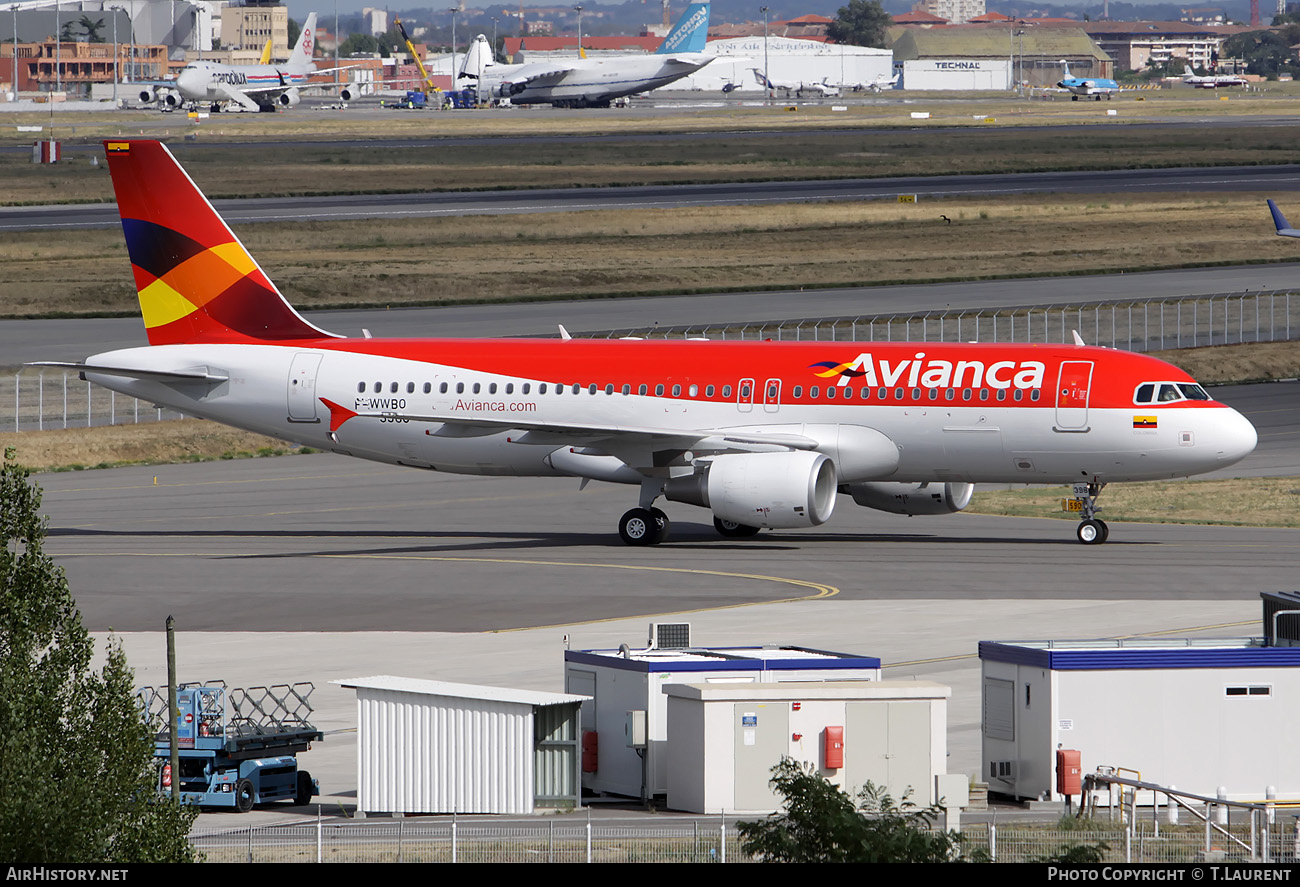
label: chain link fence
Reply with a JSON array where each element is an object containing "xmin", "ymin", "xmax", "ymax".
[
  {"xmin": 4, "ymin": 290, "xmax": 1297, "ymax": 434},
  {"xmin": 188, "ymin": 816, "xmax": 1300, "ymax": 863},
  {"xmin": 598, "ymin": 290, "xmax": 1299, "ymax": 353}
]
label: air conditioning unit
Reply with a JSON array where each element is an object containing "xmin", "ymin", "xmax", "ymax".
[{"xmin": 648, "ymin": 622, "xmax": 690, "ymax": 650}]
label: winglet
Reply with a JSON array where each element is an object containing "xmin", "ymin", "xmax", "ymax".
[
  {"xmin": 319, "ymin": 397, "xmax": 358, "ymax": 434},
  {"xmin": 1268, "ymin": 199, "xmax": 1300, "ymax": 238}
]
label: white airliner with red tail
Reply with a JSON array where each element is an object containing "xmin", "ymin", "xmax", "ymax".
[{"xmin": 36, "ymin": 141, "xmax": 1258, "ymax": 546}]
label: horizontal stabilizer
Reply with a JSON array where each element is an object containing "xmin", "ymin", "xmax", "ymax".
[{"xmin": 27, "ymin": 361, "xmax": 229, "ymax": 383}]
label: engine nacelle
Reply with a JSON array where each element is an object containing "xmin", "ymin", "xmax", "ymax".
[
  {"xmin": 339, "ymin": 84, "xmax": 357, "ymax": 102},
  {"xmin": 277, "ymin": 88, "xmax": 300, "ymax": 107},
  {"xmin": 138, "ymin": 88, "xmax": 156, "ymax": 104},
  {"xmin": 844, "ymin": 481, "xmax": 974, "ymax": 516},
  {"xmin": 161, "ymin": 91, "xmax": 181, "ymax": 109},
  {"xmin": 665, "ymin": 451, "xmax": 837, "ymax": 529}
]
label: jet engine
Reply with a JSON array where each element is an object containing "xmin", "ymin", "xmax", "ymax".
[
  {"xmin": 665, "ymin": 451, "xmax": 837, "ymax": 529},
  {"xmin": 277, "ymin": 88, "xmax": 301, "ymax": 107},
  {"xmin": 843, "ymin": 481, "xmax": 974, "ymax": 516},
  {"xmin": 495, "ymin": 81, "xmax": 527, "ymax": 97},
  {"xmin": 339, "ymin": 84, "xmax": 358, "ymax": 102}
]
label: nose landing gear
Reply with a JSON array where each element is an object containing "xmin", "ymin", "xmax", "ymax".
[{"xmin": 1073, "ymin": 482, "xmax": 1109, "ymax": 544}]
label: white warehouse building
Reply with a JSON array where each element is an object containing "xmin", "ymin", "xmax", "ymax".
[{"xmin": 678, "ymin": 36, "xmax": 894, "ymax": 93}]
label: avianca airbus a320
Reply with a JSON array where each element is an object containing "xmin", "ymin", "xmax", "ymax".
[{"xmin": 36, "ymin": 141, "xmax": 1258, "ymax": 546}]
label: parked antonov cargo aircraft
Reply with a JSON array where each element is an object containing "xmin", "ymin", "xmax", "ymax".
[
  {"xmin": 140, "ymin": 14, "xmax": 360, "ymax": 112},
  {"xmin": 459, "ymin": 2, "xmax": 716, "ymax": 107},
  {"xmin": 35, "ymin": 142, "xmax": 1257, "ymax": 547}
]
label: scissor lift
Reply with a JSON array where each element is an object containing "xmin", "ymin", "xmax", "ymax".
[{"xmin": 139, "ymin": 682, "xmax": 323, "ymax": 812}]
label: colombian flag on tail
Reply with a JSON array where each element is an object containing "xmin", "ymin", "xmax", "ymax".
[{"xmin": 103, "ymin": 140, "xmax": 334, "ymax": 346}]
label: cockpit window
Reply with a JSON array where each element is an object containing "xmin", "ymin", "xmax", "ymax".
[{"xmin": 1135, "ymin": 381, "xmax": 1211, "ymax": 405}]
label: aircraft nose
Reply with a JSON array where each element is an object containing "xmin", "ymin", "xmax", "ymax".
[
  {"xmin": 176, "ymin": 68, "xmax": 202, "ymax": 96},
  {"xmin": 1211, "ymin": 407, "xmax": 1257, "ymax": 466}
]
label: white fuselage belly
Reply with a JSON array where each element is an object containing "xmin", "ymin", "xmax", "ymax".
[
  {"xmin": 493, "ymin": 57, "xmax": 710, "ymax": 104},
  {"xmin": 85, "ymin": 344, "xmax": 1250, "ymax": 485}
]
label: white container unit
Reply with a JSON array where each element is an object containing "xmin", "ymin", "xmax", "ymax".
[
  {"xmin": 664, "ymin": 680, "xmax": 952, "ymax": 814},
  {"xmin": 980, "ymin": 638, "xmax": 1300, "ymax": 804},
  {"xmin": 564, "ymin": 642, "xmax": 881, "ymax": 800}
]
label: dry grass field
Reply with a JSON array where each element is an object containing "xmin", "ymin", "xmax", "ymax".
[
  {"xmin": 0, "ymin": 419, "xmax": 295, "ymax": 471},
  {"xmin": 3, "ymin": 102, "xmax": 1300, "ymax": 204},
  {"xmin": 4, "ymin": 193, "xmax": 1300, "ymax": 317}
]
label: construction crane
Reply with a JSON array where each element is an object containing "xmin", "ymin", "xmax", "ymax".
[{"xmin": 395, "ymin": 16, "xmax": 443, "ymax": 103}]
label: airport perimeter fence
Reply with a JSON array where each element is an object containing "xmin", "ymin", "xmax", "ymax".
[
  {"xmin": 3, "ymin": 290, "xmax": 1297, "ymax": 433},
  {"xmin": 600, "ymin": 289, "xmax": 1300, "ymax": 356},
  {"xmin": 189, "ymin": 817, "xmax": 1300, "ymax": 863}
]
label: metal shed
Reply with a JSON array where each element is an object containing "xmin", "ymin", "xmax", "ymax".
[{"xmin": 335, "ymin": 675, "xmax": 587, "ymax": 815}]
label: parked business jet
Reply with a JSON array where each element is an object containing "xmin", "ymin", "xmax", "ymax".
[
  {"xmin": 1056, "ymin": 59, "xmax": 1120, "ymax": 101},
  {"xmin": 36, "ymin": 141, "xmax": 1257, "ymax": 546},
  {"xmin": 752, "ymin": 69, "xmax": 841, "ymax": 98},
  {"xmin": 461, "ymin": 2, "xmax": 716, "ymax": 107},
  {"xmin": 1182, "ymin": 65, "xmax": 1248, "ymax": 88},
  {"xmin": 852, "ymin": 73, "xmax": 899, "ymax": 93},
  {"xmin": 141, "ymin": 14, "xmax": 360, "ymax": 112}
]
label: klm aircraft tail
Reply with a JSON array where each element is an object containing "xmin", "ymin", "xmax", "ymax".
[
  {"xmin": 655, "ymin": 3, "xmax": 710, "ymax": 55},
  {"xmin": 286, "ymin": 12, "xmax": 318, "ymax": 71}
]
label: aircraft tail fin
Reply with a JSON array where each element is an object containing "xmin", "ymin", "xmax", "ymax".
[
  {"xmin": 1184, "ymin": 65, "xmax": 1194, "ymax": 76},
  {"xmin": 656, "ymin": 2, "xmax": 710, "ymax": 55},
  {"xmin": 287, "ymin": 12, "xmax": 318, "ymax": 71},
  {"xmin": 461, "ymin": 34, "xmax": 496, "ymax": 80},
  {"xmin": 1268, "ymin": 199, "xmax": 1300, "ymax": 238},
  {"xmin": 259, "ymin": 38, "xmax": 273, "ymax": 65},
  {"xmin": 103, "ymin": 140, "xmax": 337, "ymax": 346},
  {"xmin": 1060, "ymin": 59, "xmax": 1072, "ymax": 80}
]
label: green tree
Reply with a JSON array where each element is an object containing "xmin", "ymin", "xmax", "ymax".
[
  {"xmin": 738, "ymin": 759, "xmax": 986, "ymax": 863},
  {"xmin": 826, "ymin": 0, "xmax": 892, "ymax": 49},
  {"xmin": 78, "ymin": 16, "xmax": 105, "ymax": 44},
  {"xmin": 0, "ymin": 448, "xmax": 197, "ymax": 863}
]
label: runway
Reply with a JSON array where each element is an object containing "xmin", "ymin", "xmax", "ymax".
[
  {"xmin": 5, "ymin": 163, "xmax": 1300, "ymax": 232},
  {"xmin": 35, "ymin": 381, "xmax": 1296, "ymax": 635}
]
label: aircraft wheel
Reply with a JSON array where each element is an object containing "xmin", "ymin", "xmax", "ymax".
[
  {"xmin": 714, "ymin": 517, "xmax": 760, "ymax": 538},
  {"xmin": 1096, "ymin": 520, "xmax": 1110, "ymax": 543},
  {"xmin": 650, "ymin": 507, "xmax": 671, "ymax": 544},
  {"xmin": 1071, "ymin": 95, "xmax": 1079, "ymax": 101},
  {"xmin": 1076, "ymin": 519, "xmax": 1107, "ymax": 545},
  {"xmin": 619, "ymin": 508, "xmax": 659, "ymax": 546}
]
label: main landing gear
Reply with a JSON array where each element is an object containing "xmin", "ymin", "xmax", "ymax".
[
  {"xmin": 1073, "ymin": 481, "xmax": 1109, "ymax": 545},
  {"xmin": 619, "ymin": 507, "xmax": 670, "ymax": 546}
]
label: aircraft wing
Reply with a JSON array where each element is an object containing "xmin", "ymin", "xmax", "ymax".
[
  {"xmin": 661, "ymin": 54, "xmax": 717, "ymax": 67},
  {"xmin": 322, "ymin": 398, "xmax": 819, "ymax": 455},
  {"xmin": 500, "ymin": 63, "xmax": 578, "ymax": 88},
  {"xmin": 215, "ymin": 81, "xmax": 263, "ymax": 111}
]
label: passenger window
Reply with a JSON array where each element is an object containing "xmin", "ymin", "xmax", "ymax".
[
  {"xmin": 506, "ymin": 383, "xmax": 514, "ymax": 394},
  {"xmin": 962, "ymin": 389, "xmax": 972, "ymax": 401},
  {"xmin": 539, "ymin": 384, "xmax": 547, "ymax": 394},
  {"xmin": 826, "ymin": 387, "xmax": 835, "ymax": 400},
  {"xmin": 456, "ymin": 382, "xmax": 464, "ymax": 394},
  {"xmin": 407, "ymin": 382, "xmax": 415, "ymax": 394},
  {"xmin": 945, "ymin": 389, "xmax": 955, "ymax": 401},
  {"xmin": 911, "ymin": 388, "xmax": 921, "ymax": 400},
  {"xmin": 1136, "ymin": 383, "xmax": 1155, "ymax": 404},
  {"xmin": 895, "ymin": 387, "xmax": 905, "ymax": 400},
  {"xmin": 979, "ymin": 389, "xmax": 989, "ymax": 401},
  {"xmin": 374, "ymin": 382, "xmax": 382, "ymax": 393},
  {"xmin": 357, "ymin": 382, "xmax": 365, "ymax": 393},
  {"xmin": 589, "ymin": 384, "xmax": 597, "ymax": 394},
  {"xmin": 861, "ymin": 387, "xmax": 870, "ymax": 399},
  {"xmin": 639, "ymin": 384, "xmax": 648, "ymax": 395},
  {"xmin": 621, "ymin": 384, "xmax": 630, "ymax": 395},
  {"xmin": 656, "ymin": 384, "xmax": 665, "ymax": 396},
  {"xmin": 1014, "ymin": 389, "xmax": 1024, "ymax": 402},
  {"xmin": 523, "ymin": 384, "xmax": 531, "ymax": 394},
  {"xmin": 810, "ymin": 386, "xmax": 819, "ymax": 399},
  {"xmin": 878, "ymin": 387, "xmax": 887, "ymax": 399},
  {"xmin": 997, "ymin": 389, "xmax": 1006, "ymax": 401},
  {"xmin": 689, "ymin": 385, "xmax": 698, "ymax": 397},
  {"xmin": 489, "ymin": 383, "xmax": 497, "ymax": 394},
  {"xmin": 606, "ymin": 384, "xmax": 614, "ymax": 395},
  {"xmin": 842, "ymin": 387, "xmax": 852, "ymax": 400},
  {"xmin": 472, "ymin": 383, "xmax": 481, "ymax": 394},
  {"xmin": 723, "ymin": 385, "xmax": 732, "ymax": 398},
  {"xmin": 929, "ymin": 389, "xmax": 939, "ymax": 401},
  {"xmin": 572, "ymin": 384, "xmax": 581, "ymax": 394},
  {"xmin": 793, "ymin": 385, "xmax": 803, "ymax": 398},
  {"xmin": 706, "ymin": 385, "xmax": 715, "ymax": 397},
  {"xmin": 740, "ymin": 384, "xmax": 750, "ymax": 398},
  {"xmin": 1030, "ymin": 389, "xmax": 1041, "ymax": 402},
  {"xmin": 391, "ymin": 382, "xmax": 399, "ymax": 394},
  {"xmin": 424, "ymin": 383, "xmax": 432, "ymax": 394}
]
